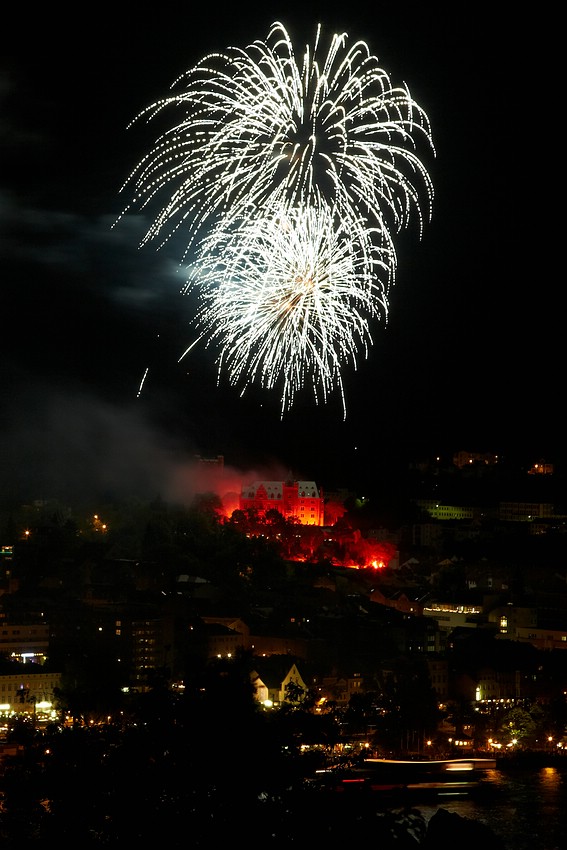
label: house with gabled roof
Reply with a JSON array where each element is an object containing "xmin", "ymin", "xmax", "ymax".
[{"xmin": 250, "ymin": 655, "xmax": 307, "ymax": 706}]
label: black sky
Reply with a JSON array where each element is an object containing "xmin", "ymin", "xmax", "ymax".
[{"xmin": 0, "ymin": 3, "xmax": 558, "ymax": 504}]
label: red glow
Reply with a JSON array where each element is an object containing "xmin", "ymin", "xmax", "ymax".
[
  {"xmin": 187, "ymin": 462, "xmax": 396, "ymax": 570},
  {"xmin": 323, "ymin": 500, "xmax": 346, "ymax": 525}
]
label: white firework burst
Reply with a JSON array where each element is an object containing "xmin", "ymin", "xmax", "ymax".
[
  {"xmin": 120, "ymin": 21, "xmax": 433, "ymax": 255},
  {"xmin": 117, "ymin": 21, "xmax": 434, "ymax": 414},
  {"xmin": 183, "ymin": 204, "xmax": 391, "ymax": 415}
]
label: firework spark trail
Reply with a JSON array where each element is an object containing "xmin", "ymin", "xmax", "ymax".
[
  {"xmin": 136, "ymin": 367, "xmax": 149, "ymax": 398},
  {"xmin": 117, "ymin": 21, "xmax": 434, "ymax": 414}
]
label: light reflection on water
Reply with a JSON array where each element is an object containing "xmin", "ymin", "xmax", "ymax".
[{"xmin": 416, "ymin": 766, "xmax": 567, "ymax": 850}]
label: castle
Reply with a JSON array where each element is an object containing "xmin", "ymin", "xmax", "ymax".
[{"xmin": 240, "ymin": 480, "xmax": 325, "ymax": 526}]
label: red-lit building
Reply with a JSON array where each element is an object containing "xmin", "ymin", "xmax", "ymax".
[{"xmin": 240, "ymin": 480, "xmax": 325, "ymax": 526}]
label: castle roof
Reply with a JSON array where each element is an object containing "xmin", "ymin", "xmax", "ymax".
[{"xmin": 241, "ymin": 481, "xmax": 321, "ymax": 499}]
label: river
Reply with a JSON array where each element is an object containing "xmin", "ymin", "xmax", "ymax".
[{"xmin": 415, "ymin": 762, "xmax": 567, "ymax": 850}]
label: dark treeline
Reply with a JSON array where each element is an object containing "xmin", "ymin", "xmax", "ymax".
[{"xmin": 0, "ymin": 655, "xmax": 506, "ymax": 848}]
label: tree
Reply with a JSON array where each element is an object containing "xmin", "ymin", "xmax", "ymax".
[
  {"xmin": 369, "ymin": 662, "xmax": 442, "ymax": 754},
  {"xmin": 284, "ymin": 680, "xmax": 307, "ymax": 707},
  {"xmin": 498, "ymin": 703, "xmax": 545, "ymax": 748}
]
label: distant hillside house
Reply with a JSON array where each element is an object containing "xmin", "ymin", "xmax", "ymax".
[
  {"xmin": 416, "ymin": 500, "xmax": 474, "ymax": 521},
  {"xmin": 240, "ymin": 480, "xmax": 324, "ymax": 526}
]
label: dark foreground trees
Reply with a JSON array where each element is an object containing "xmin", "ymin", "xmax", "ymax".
[
  {"xmin": 0, "ymin": 662, "xmax": 507, "ymax": 848},
  {"xmin": 0, "ymin": 725, "xmax": 505, "ymax": 848}
]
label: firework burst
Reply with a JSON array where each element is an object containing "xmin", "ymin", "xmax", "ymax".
[
  {"xmin": 183, "ymin": 204, "xmax": 392, "ymax": 415},
  {"xmin": 118, "ymin": 21, "xmax": 434, "ymax": 414}
]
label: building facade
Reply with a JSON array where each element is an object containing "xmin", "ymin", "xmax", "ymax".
[{"xmin": 240, "ymin": 480, "xmax": 325, "ymax": 526}]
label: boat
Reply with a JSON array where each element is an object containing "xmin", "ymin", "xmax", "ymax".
[{"xmin": 316, "ymin": 757, "xmax": 498, "ymax": 799}]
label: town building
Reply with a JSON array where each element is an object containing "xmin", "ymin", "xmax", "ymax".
[
  {"xmin": 0, "ymin": 669, "xmax": 61, "ymax": 721},
  {"xmin": 251, "ymin": 657, "xmax": 308, "ymax": 706},
  {"xmin": 0, "ymin": 622, "xmax": 49, "ymax": 664}
]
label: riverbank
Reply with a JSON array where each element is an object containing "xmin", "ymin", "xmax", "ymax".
[{"xmin": 493, "ymin": 749, "xmax": 567, "ymax": 770}]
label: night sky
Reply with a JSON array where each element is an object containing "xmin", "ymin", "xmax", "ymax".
[{"xmin": 1, "ymin": 3, "xmax": 557, "ymax": 504}]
